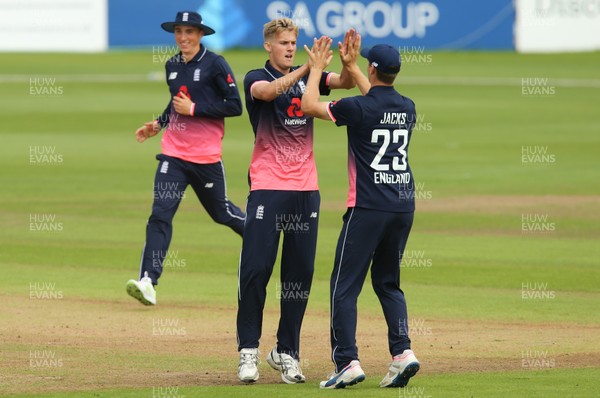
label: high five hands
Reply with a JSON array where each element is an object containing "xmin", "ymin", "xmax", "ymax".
[
  {"xmin": 305, "ymin": 29, "xmax": 362, "ymax": 71},
  {"xmin": 338, "ymin": 28, "xmax": 361, "ymax": 67},
  {"xmin": 304, "ymin": 36, "xmax": 333, "ymax": 71}
]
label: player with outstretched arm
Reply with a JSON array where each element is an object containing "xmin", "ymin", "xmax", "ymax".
[
  {"xmin": 236, "ymin": 18, "xmax": 354, "ymax": 384},
  {"xmin": 126, "ymin": 11, "xmax": 245, "ymax": 306},
  {"xmin": 301, "ymin": 30, "xmax": 421, "ymax": 389}
]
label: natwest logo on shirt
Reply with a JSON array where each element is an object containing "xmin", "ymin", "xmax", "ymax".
[
  {"xmin": 285, "ymin": 98, "xmax": 307, "ymax": 126},
  {"xmin": 288, "ymin": 97, "xmax": 304, "ymax": 117},
  {"xmin": 287, "ymin": 97, "xmax": 303, "ymax": 117},
  {"xmin": 178, "ymin": 85, "xmax": 191, "ymax": 99}
]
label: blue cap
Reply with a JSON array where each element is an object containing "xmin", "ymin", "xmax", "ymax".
[
  {"xmin": 360, "ymin": 44, "xmax": 401, "ymax": 74},
  {"xmin": 161, "ymin": 11, "xmax": 215, "ymax": 35}
]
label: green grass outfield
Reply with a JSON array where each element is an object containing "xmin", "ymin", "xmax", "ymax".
[{"xmin": 1, "ymin": 50, "xmax": 599, "ymax": 397}]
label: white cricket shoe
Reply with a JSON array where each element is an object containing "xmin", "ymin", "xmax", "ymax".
[
  {"xmin": 379, "ymin": 349, "xmax": 420, "ymax": 388},
  {"xmin": 266, "ymin": 346, "xmax": 306, "ymax": 384},
  {"xmin": 320, "ymin": 360, "xmax": 365, "ymax": 389},
  {"xmin": 126, "ymin": 271, "xmax": 156, "ymax": 305},
  {"xmin": 238, "ymin": 348, "xmax": 260, "ymax": 383}
]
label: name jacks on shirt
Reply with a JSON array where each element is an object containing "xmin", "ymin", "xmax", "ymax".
[{"xmin": 379, "ymin": 112, "xmax": 407, "ymax": 125}]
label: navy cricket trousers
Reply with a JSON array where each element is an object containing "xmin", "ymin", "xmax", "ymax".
[
  {"xmin": 140, "ymin": 154, "xmax": 245, "ymax": 284},
  {"xmin": 330, "ymin": 207, "xmax": 414, "ymax": 372},
  {"xmin": 237, "ymin": 190, "xmax": 320, "ymax": 359}
]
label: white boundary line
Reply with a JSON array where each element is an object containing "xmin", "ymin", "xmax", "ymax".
[
  {"xmin": 400, "ymin": 76, "xmax": 600, "ymax": 88},
  {"xmin": 0, "ymin": 73, "xmax": 164, "ymax": 83},
  {"xmin": 1, "ymin": 73, "xmax": 599, "ymax": 88}
]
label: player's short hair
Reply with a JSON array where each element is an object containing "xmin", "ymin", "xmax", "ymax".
[
  {"xmin": 263, "ymin": 18, "xmax": 298, "ymax": 41},
  {"xmin": 375, "ymin": 69, "xmax": 398, "ymax": 85}
]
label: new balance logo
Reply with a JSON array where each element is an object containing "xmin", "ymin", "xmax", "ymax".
[
  {"xmin": 194, "ymin": 68, "xmax": 200, "ymax": 82},
  {"xmin": 310, "ymin": 212, "xmax": 318, "ymax": 218},
  {"xmin": 160, "ymin": 161, "xmax": 169, "ymax": 174},
  {"xmin": 168, "ymin": 72, "xmax": 177, "ymax": 80},
  {"xmin": 256, "ymin": 205, "xmax": 264, "ymax": 220},
  {"xmin": 204, "ymin": 182, "xmax": 214, "ymax": 188}
]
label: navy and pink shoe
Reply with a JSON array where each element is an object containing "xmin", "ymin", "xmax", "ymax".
[
  {"xmin": 320, "ymin": 360, "xmax": 366, "ymax": 389},
  {"xmin": 379, "ymin": 349, "xmax": 420, "ymax": 388}
]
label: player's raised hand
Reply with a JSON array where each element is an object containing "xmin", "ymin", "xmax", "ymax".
[
  {"xmin": 304, "ymin": 40, "xmax": 314, "ymax": 69},
  {"xmin": 347, "ymin": 29, "xmax": 361, "ymax": 64},
  {"xmin": 339, "ymin": 28, "xmax": 358, "ymax": 66},
  {"xmin": 136, "ymin": 121, "xmax": 160, "ymax": 143},
  {"xmin": 304, "ymin": 36, "xmax": 333, "ymax": 71},
  {"xmin": 305, "ymin": 36, "xmax": 328, "ymax": 68}
]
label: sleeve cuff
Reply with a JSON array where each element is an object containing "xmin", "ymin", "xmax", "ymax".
[
  {"xmin": 250, "ymin": 80, "xmax": 269, "ymax": 101},
  {"xmin": 325, "ymin": 72, "xmax": 333, "ymax": 87},
  {"xmin": 326, "ymin": 102, "xmax": 337, "ymax": 122},
  {"xmin": 190, "ymin": 102, "xmax": 196, "ymax": 116}
]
